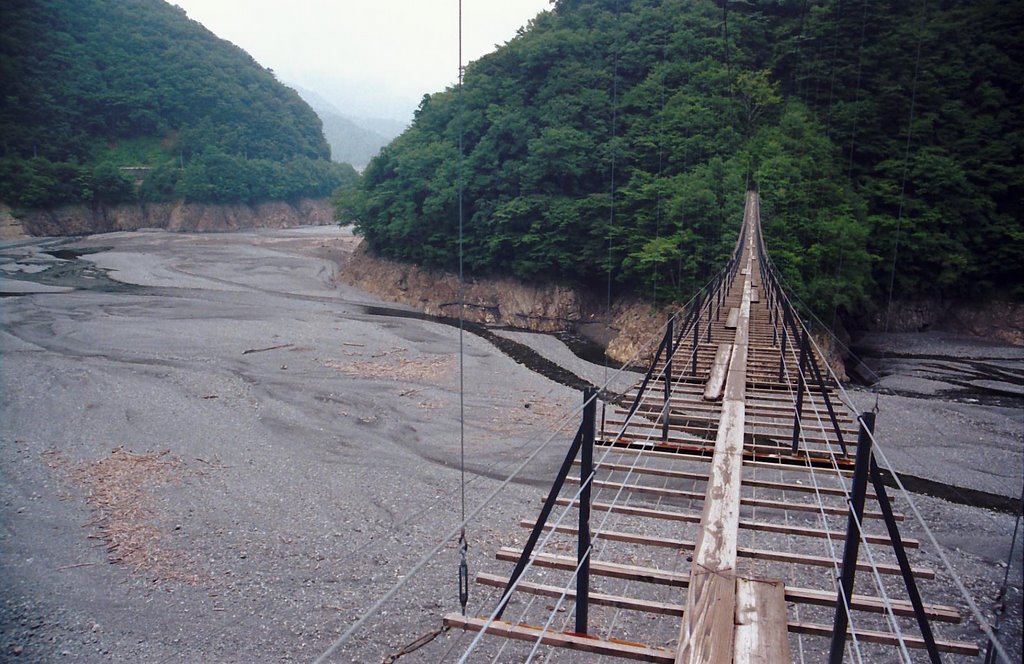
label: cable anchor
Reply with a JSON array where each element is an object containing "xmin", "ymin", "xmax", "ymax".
[{"xmin": 458, "ymin": 531, "xmax": 469, "ymax": 615}]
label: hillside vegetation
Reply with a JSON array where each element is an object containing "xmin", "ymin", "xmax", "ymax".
[
  {"xmin": 339, "ymin": 0, "xmax": 1022, "ymax": 320},
  {"xmin": 0, "ymin": 0, "xmax": 356, "ymax": 209}
]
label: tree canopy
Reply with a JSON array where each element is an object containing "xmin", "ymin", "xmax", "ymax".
[
  {"xmin": 0, "ymin": 0, "xmax": 355, "ymax": 208},
  {"xmin": 340, "ymin": 0, "xmax": 1022, "ymax": 319}
]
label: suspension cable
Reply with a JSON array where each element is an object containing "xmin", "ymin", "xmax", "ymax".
[
  {"xmin": 767, "ymin": 226, "xmax": 1015, "ymax": 661},
  {"xmin": 603, "ymin": 0, "xmax": 621, "ymax": 389},
  {"xmin": 883, "ymin": 0, "xmax": 927, "ymax": 334},
  {"xmin": 984, "ymin": 486, "xmax": 1023, "ymax": 664},
  {"xmin": 455, "ymin": 0, "xmax": 470, "ymax": 618}
]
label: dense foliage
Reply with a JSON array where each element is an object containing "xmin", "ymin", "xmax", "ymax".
[
  {"xmin": 340, "ymin": 0, "xmax": 1022, "ymax": 317},
  {"xmin": 0, "ymin": 0, "xmax": 355, "ymax": 207}
]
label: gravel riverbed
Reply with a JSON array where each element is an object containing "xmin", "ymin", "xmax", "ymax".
[{"xmin": 1, "ymin": 227, "xmax": 1020, "ymax": 662}]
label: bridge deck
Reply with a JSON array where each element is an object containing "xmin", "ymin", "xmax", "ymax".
[{"xmin": 445, "ymin": 193, "xmax": 978, "ymax": 661}]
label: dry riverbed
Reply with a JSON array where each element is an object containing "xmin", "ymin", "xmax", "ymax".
[{"xmin": 1, "ymin": 227, "xmax": 1020, "ymax": 662}]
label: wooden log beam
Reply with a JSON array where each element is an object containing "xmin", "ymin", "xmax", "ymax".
[
  {"xmin": 475, "ymin": 572, "xmax": 684, "ymax": 616},
  {"xmin": 519, "ymin": 520, "xmax": 934, "ymax": 578},
  {"xmin": 703, "ymin": 343, "xmax": 732, "ymax": 401},
  {"xmin": 588, "ymin": 460, "xmax": 875, "ymax": 500},
  {"xmin": 442, "ymin": 615, "xmax": 675, "ymax": 663},
  {"xmin": 677, "ymin": 219, "xmax": 754, "ymax": 663},
  {"xmin": 567, "ymin": 477, "xmax": 901, "ymax": 520},
  {"xmin": 595, "ymin": 443, "xmax": 857, "ymax": 477},
  {"xmin": 788, "ymin": 621, "xmax": 980, "ymax": 656},
  {"xmin": 471, "ymin": 574, "xmax": 976, "ymax": 655},
  {"xmin": 494, "ymin": 549, "xmax": 961, "ymax": 622},
  {"xmin": 550, "ymin": 498, "xmax": 919, "ymax": 548},
  {"xmin": 597, "ymin": 437, "xmax": 856, "ymax": 471}
]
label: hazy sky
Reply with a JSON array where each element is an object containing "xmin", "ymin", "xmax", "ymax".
[{"xmin": 171, "ymin": 0, "xmax": 553, "ymax": 122}]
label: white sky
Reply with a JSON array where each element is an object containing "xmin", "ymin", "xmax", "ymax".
[{"xmin": 171, "ymin": 0, "xmax": 553, "ymax": 122}]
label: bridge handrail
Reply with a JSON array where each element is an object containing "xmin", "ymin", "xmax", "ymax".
[{"xmin": 752, "ymin": 192, "xmax": 848, "ymax": 455}]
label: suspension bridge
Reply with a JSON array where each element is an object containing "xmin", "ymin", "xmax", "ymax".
[{"xmin": 436, "ymin": 192, "xmax": 988, "ymax": 662}]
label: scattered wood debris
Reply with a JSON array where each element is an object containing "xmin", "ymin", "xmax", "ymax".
[
  {"xmin": 43, "ymin": 447, "xmax": 205, "ymax": 584},
  {"xmin": 323, "ymin": 349, "xmax": 454, "ymax": 383}
]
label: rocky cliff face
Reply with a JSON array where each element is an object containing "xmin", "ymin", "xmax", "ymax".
[
  {"xmin": 870, "ymin": 299, "xmax": 1024, "ymax": 345},
  {"xmin": 340, "ymin": 243, "xmax": 667, "ymax": 364},
  {"xmin": 0, "ymin": 198, "xmax": 333, "ymax": 238}
]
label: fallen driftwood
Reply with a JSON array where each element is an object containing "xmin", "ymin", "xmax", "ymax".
[{"xmin": 241, "ymin": 343, "xmax": 292, "ymax": 355}]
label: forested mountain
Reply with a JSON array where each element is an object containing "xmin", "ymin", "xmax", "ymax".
[
  {"xmin": 0, "ymin": 0, "xmax": 356, "ymax": 209},
  {"xmin": 339, "ymin": 0, "xmax": 1022, "ymax": 321}
]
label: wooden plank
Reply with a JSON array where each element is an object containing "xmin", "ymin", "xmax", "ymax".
[
  {"xmin": 703, "ymin": 343, "xmax": 732, "ymax": 401},
  {"xmin": 472, "ymin": 573, "xmax": 976, "ymax": 656},
  {"xmin": 569, "ymin": 477, "xmax": 900, "ymax": 520},
  {"xmin": 677, "ymin": 256, "xmax": 752, "ymax": 663},
  {"xmin": 520, "ymin": 520, "xmax": 934, "ymax": 578},
  {"xmin": 497, "ymin": 547, "xmax": 687, "ymax": 586},
  {"xmin": 475, "ymin": 572, "xmax": 685, "ymax": 616},
  {"xmin": 734, "ymin": 578, "xmax": 790, "ymax": 664},
  {"xmin": 750, "ymin": 288, "xmax": 760, "ymax": 304},
  {"xmin": 597, "ymin": 439, "xmax": 857, "ymax": 472},
  {"xmin": 551, "ymin": 498, "xmax": 919, "ymax": 548},
  {"xmin": 494, "ymin": 549, "xmax": 962, "ymax": 622},
  {"xmin": 789, "ymin": 621, "xmax": 980, "ymax": 656},
  {"xmin": 628, "ymin": 397, "xmax": 857, "ymax": 426},
  {"xmin": 617, "ymin": 412, "xmax": 856, "ymax": 448},
  {"xmin": 595, "ymin": 443, "xmax": 857, "ymax": 477},
  {"xmin": 443, "ymin": 615, "xmax": 675, "ymax": 663},
  {"xmin": 590, "ymin": 460, "xmax": 876, "ymax": 500},
  {"xmin": 630, "ymin": 422, "xmax": 850, "ymax": 451},
  {"xmin": 725, "ymin": 307, "xmax": 739, "ymax": 329}
]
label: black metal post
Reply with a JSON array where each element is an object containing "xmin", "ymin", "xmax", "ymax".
[
  {"xmin": 623, "ymin": 332, "xmax": 668, "ymax": 423},
  {"xmin": 869, "ymin": 457, "xmax": 943, "ymax": 663},
  {"xmin": 778, "ymin": 315, "xmax": 788, "ymax": 381},
  {"xmin": 673, "ymin": 304, "xmax": 690, "ymax": 351},
  {"xmin": 807, "ymin": 353, "xmax": 848, "ymax": 455},
  {"xmin": 496, "ymin": 417, "xmax": 586, "ymax": 619},
  {"xmin": 663, "ymin": 318, "xmax": 673, "ymax": 444},
  {"xmin": 576, "ymin": 388, "xmax": 596, "ymax": 634},
  {"xmin": 715, "ymin": 281, "xmax": 722, "ymax": 321},
  {"xmin": 790, "ymin": 326, "xmax": 810, "ymax": 454},
  {"xmin": 691, "ymin": 303, "xmax": 699, "ymax": 376},
  {"xmin": 828, "ymin": 412, "xmax": 876, "ymax": 664},
  {"xmin": 706, "ymin": 308, "xmax": 712, "ymax": 343}
]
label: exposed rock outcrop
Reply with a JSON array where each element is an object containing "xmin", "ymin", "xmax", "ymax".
[
  {"xmin": 871, "ymin": 299, "xmax": 1024, "ymax": 346},
  {"xmin": 340, "ymin": 243, "xmax": 668, "ymax": 364},
  {"xmin": 2, "ymin": 198, "xmax": 333, "ymax": 237},
  {"xmin": 0, "ymin": 204, "xmax": 29, "ymax": 240}
]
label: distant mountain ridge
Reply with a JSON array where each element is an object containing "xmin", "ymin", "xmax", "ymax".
[{"xmin": 290, "ymin": 84, "xmax": 406, "ymax": 170}]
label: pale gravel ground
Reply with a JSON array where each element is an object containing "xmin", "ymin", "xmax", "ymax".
[
  {"xmin": 1, "ymin": 227, "xmax": 1020, "ymax": 663},
  {"xmin": 845, "ymin": 331, "xmax": 1022, "ymax": 499}
]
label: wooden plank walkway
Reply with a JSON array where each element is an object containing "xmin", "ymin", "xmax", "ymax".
[
  {"xmin": 444, "ymin": 192, "xmax": 978, "ymax": 661},
  {"xmin": 677, "ymin": 215, "xmax": 755, "ymax": 663}
]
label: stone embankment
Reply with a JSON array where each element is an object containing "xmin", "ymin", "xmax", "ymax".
[{"xmin": 0, "ymin": 198, "xmax": 333, "ymax": 239}]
